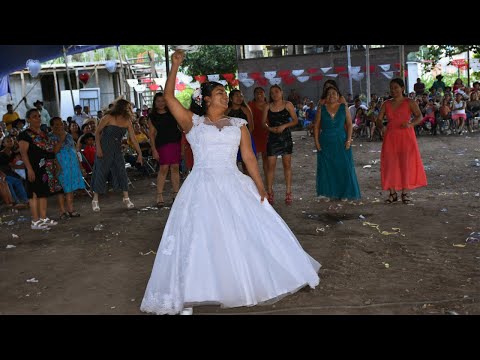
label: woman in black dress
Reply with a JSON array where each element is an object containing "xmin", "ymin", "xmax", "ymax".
[{"xmin": 261, "ymin": 85, "xmax": 298, "ymax": 205}]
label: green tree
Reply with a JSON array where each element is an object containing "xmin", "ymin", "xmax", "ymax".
[
  {"xmin": 418, "ymin": 45, "xmax": 480, "ymax": 71},
  {"xmin": 180, "ymin": 45, "xmax": 237, "ymax": 88},
  {"xmin": 119, "ymin": 45, "xmax": 165, "ymax": 62}
]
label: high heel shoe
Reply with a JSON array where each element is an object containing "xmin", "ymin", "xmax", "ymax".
[
  {"xmin": 401, "ymin": 193, "xmax": 411, "ymax": 204},
  {"xmin": 385, "ymin": 192, "xmax": 398, "ymax": 204},
  {"xmin": 285, "ymin": 192, "xmax": 293, "ymax": 205}
]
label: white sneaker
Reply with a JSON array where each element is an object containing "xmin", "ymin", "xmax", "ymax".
[
  {"xmin": 31, "ymin": 220, "xmax": 50, "ymax": 230},
  {"xmin": 180, "ymin": 307, "xmax": 193, "ymax": 315},
  {"xmin": 40, "ymin": 217, "xmax": 58, "ymax": 226}
]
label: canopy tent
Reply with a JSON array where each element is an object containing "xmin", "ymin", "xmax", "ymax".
[{"xmin": 0, "ymin": 45, "xmax": 117, "ymax": 78}]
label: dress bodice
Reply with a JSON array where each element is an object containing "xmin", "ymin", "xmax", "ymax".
[{"xmin": 186, "ymin": 115, "xmax": 247, "ymax": 169}]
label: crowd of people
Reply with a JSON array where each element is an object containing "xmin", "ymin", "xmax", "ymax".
[{"xmin": 4, "ymin": 55, "xmax": 480, "ymax": 314}]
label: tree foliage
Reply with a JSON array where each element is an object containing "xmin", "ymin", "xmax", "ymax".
[
  {"xmin": 180, "ymin": 45, "xmax": 237, "ymax": 79},
  {"xmin": 419, "ymin": 45, "xmax": 480, "ymax": 71}
]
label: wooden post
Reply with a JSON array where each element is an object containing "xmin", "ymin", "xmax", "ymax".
[
  {"xmin": 63, "ymin": 46, "xmax": 76, "ymax": 113},
  {"xmin": 20, "ymin": 71, "xmax": 25, "ymax": 97},
  {"xmin": 53, "ymin": 68, "xmax": 60, "ymax": 116}
]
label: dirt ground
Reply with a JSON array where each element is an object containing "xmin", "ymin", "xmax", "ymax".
[{"xmin": 1, "ymin": 130, "xmax": 479, "ymax": 315}]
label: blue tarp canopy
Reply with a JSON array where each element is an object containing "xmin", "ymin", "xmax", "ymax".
[{"xmin": 0, "ymin": 45, "xmax": 117, "ymax": 78}]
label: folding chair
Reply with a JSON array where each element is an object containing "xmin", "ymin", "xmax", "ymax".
[{"xmin": 77, "ymin": 151, "xmax": 93, "ymax": 198}]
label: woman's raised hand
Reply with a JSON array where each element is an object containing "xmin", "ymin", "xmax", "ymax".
[{"xmin": 171, "ymin": 50, "xmax": 185, "ymax": 66}]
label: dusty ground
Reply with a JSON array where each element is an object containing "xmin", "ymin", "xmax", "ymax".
[{"xmin": 1, "ymin": 130, "xmax": 479, "ymax": 315}]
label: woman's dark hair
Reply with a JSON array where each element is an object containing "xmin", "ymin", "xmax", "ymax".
[
  {"xmin": 189, "ymin": 81, "xmax": 224, "ymax": 116},
  {"xmin": 228, "ymin": 89, "xmax": 247, "ymax": 108},
  {"xmin": 321, "ymin": 84, "xmax": 342, "ymax": 100},
  {"xmin": 105, "ymin": 98, "xmax": 134, "ymax": 118},
  {"xmin": 390, "ymin": 78, "xmax": 407, "ymax": 97},
  {"xmin": 268, "ymin": 84, "xmax": 283, "ymax": 103},
  {"xmin": 25, "ymin": 108, "xmax": 39, "ymax": 120},
  {"xmin": 81, "ymin": 132, "xmax": 95, "ymax": 144},
  {"xmin": 150, "ymin": 92, "xmax": 169, "ymax": 115},
  {"xmin": 49, "ymin": 116, "xmax": 62, "ymax": 127}
]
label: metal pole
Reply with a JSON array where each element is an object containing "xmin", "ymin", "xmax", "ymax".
[
  {"xmin": 165, "ymin": 45, "xmax": 169, "ymax": 77},
  {"xmin": 467, "ymin": 48, "xmax": 470, "ymax": 87},
  {"xmin": 366, "ymin": 45, "xmax": 371, "ymax": 104},
  {"xmin": 116, "ymin": 46, "xmax": 126, "ymax": 97},
  {"xmin": 63, "ymin": 46, "xmax": 76, "ymax": 113},
  {"xmin": 400, "ymin": 45, "xmax": 405, "ymax": 85},
  {"xmin": 347, "ymin": 45, "xmax": 353, "ymax": 96}
]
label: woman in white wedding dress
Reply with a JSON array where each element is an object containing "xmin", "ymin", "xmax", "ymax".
[{"xmin": 140, "ymin": 50, "xmax": 320, "ymax": 315}]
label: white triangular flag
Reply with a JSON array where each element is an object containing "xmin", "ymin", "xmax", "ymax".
[
  {"xmin": 207, "ymin": 74, "xmax": 220, "ymax": 82},
  {"xmin": 264, "ymin": 71, "xmax": 276, "ymax": 79},
  {"xmin": 321, "ymin": 67, "xmax": 332, "ymax": 73},
  {"xmin": 297, "ymin": 76, "xmax": 309, "ymax": 83},
  {"xmin": 292, "ymin": 69, "xmax": 304, "ymax": 77},
  {"xmin": 379, "ymin": 64, "xmax": 391, "ymax": 71}
]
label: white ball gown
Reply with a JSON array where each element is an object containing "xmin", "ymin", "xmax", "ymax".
[{"xmin": 140, "ymin": 115, "xmax": 320, "ymax": 315}]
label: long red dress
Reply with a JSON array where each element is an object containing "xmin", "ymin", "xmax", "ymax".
[
  {"xmin": 381, "ymin": 98, "xmax": 427, "ymax": 190},
  {"xmin": 248, "ymin": 100, "xmax": 268, "ymax": 154}
]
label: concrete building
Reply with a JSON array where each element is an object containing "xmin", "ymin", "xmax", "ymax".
[{"xmin": 236, "ymin": 45, "xmax": 421, "ymax": 103}]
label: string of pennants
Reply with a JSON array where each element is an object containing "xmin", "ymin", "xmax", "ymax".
[{"xmin": 235, "ymin": 63, "xmax": 408, "ymax": 88}]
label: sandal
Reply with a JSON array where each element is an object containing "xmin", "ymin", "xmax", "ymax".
[
  {"xmin": 156, "ymin": 192, "xmax": 164, "ymax": 207},
  {"xmin": 401, "ymin": 193, "xmax": 411, "ymax": 204},
  {"xmin": 123, "ymin": 197, "xmax": 135, "ymax": 209},
  {"xmin": 385, "ymin": 192, "xmax": 398, "ymax": 204},
  {"xmin": 59, "ymin": 212, "xmax": 70, "ymax": 220},
  {"xmin": 285, "ymin": 192, "xmax": 293, "ymax": 206},
  {"xmin": 267, "ymin": 191, "xmax": 274, "ymax": 205},
  {"xmin": 68, "ymin": 211, "xmax": 81, "ymax": 217},
  {"xmin": 92, "ymin": 200, "xmax": 100, "ymax": 212}
]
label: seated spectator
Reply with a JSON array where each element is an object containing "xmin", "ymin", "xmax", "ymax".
[{"xmin": 81, "ymin": 133, "xmax": 96, "ymax": 171}]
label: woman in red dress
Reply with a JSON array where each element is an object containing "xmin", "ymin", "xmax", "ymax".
[
  {"xmin": 248, "ymin": 87, "xmax": 269, "ymax": 181},
  {"xmin": 376, "ymin": 78, "xmax": 427, "ymax": 204}
]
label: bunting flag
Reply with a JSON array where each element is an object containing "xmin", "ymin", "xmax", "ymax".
[
  {"xmin": 134, "ymin": 84, "xmax": 146, "ymax": 93},
  {"xmin": 340, "ymin": 73, "xmax": 349, "ymax": 78},
  {"xmin": 126, "ymin": 79, "xmax": 138, "ymax": 88},
  {"xmin": 335, "ymin": 66, "xmax": 346, "ymax": 73},
  {"xmin": 194, "ymin": 75, "xmax": 207, "ymax": 83},
  {"xmin": 149, "ymin": 83, "xmax": 159, "ymax": 91},
  {"xmin": 349, "ymin": 66, "xmax": 361, "ymax": 74},
  {"xmin": 218, "ymin": 80, "xmax": 228, "ymax": 86},
  {"xmin": 292, "ymin": 69, "xmax": 304, "ymax": 77},
  {"xmin": 321, "ymin": 67, "xmax": 332, "ymax": 73},
  {"xmin": 269, "ymin": 77, "xmax": 282, "ymax": 85},
  {"xmin": 207, "ymin": 74, "xmax": 220, "ymax": 82},
  {"xmin": 471, "ymin": 58, "xmax": 480, "ymax": 71},
  {"xmin": 311, "ymin": 75, "xmax": 323, "ymax": 81},
  {"xmin": 238, "ymin": 72, "xmax": 249, "ymax": 80},
  {"xmin": 222, "ymin": 73, "xmax": 235, "ymax": 81},
  {"xmin": 297, "ymin": 75, "xmax": 310, "ymax": 83},
  {"xmin": 278, "ymin": 69, "xmax": 291, "ymax": 78},
  {"xmin": 240, "ymin": 79, "xmax": 255, "ymax": 87},
  {"xmin": 230, "ymin": 79, "xmax": 239, "ymax": 87},
  {"xmin": 379, "ymin": 64, "xmax": 390, "ymax": 71},
  {"xmin": 326, "ymin": 73, "xmax": 338, "ymax": 78},
  {"xmin": 283, "ymin": 76, "xmax": 296, "ymax": 85},
  {"xmin": 351, "ymin": 73, "xmax": 365, "ymax": 82},
  {"xmin": 381, "ymin": 71, "xmax": 394, "ymax": 79},
  {"xmin": 249, "ymin": 72, "xmax": 262, "ymax": 80},
  {"xmin": 257, "ymin": 77, "xmax": 268, "ymax": 86},
  {"xmin": 393, "ymin": 63, "xmax": 401, "ymax": 69},
  {"xmin": 362, "ymin": 65, "xmax": 375, "ymax": 73},
  {"xmin": 306, "ymin": 68, "xmax": 318, "ymax": 74},
  {"xmin": 264, "ymin": 71, "xmax": 277, "ymax": 79}
]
